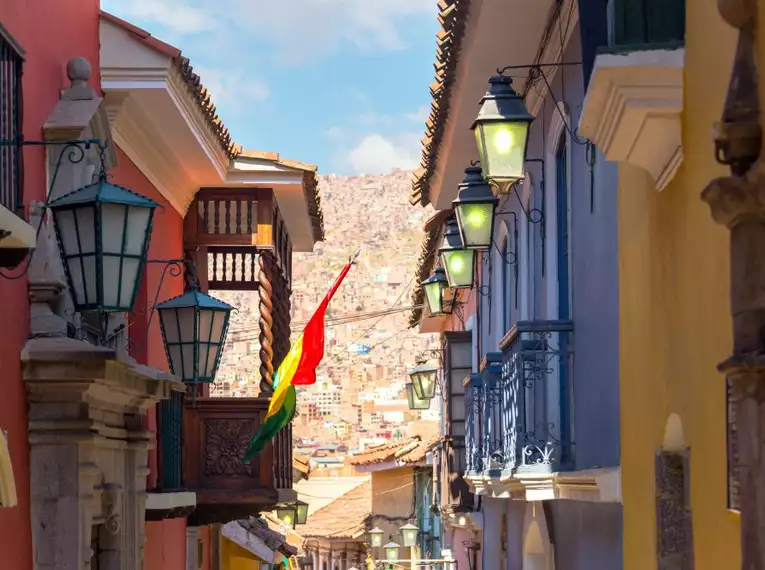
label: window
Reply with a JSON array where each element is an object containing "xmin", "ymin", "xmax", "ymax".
[
  {"xmin": 555, "ymin": 134, "xmax": 570, "ymax": 320},
  {"xmin": 606, "ymin": 0, "xmax": 685, "ymax": 49},
  {"xmin": 0, "ymin": 23, "xmax": 24, "ymax": 216},
  {"xmin": 501, "ymin": 236, "xmax": 509, "ymax": 333}
]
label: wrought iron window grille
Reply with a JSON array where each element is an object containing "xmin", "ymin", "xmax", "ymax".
[{"xmin": 0, "ymin": 27, "xmax": 24, "ymax": 220}]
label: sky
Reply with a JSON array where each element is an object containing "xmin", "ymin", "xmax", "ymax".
[{"xmin": 101, "ymin": 0, "xmax": 440, "ymax": 175}]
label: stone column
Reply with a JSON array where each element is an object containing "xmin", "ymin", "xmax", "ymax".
[
  {"xmin": 481, "ymin": 498, "xmax": 505, "ymax": 570},
  {"xmin": 312, "ymin": 549, "xmax": 318, "ymax": 569},
  {"xmin": 504, "ymin": 502, "xmax": 524, "ymax": 570},
  {"xmin": 186, "ymin": 526, "xmax": 200, "ymax": 570},
  {"xmin": 704, "ymin": 0, "xmax": 765, "ymax": 568}
]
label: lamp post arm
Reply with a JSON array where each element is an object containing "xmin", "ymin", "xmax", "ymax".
[{"xmin": 0, "ymin": 138, "xmax": 104, "ymax": 281}]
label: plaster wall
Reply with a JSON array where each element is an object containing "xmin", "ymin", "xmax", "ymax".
[
  {"xmin": 617, "ymin": 1, "xmax": 741, "ymax": 568},
  {"xmin": 0, "ymin": 2, "xmax": 99, "ymax": 568}
]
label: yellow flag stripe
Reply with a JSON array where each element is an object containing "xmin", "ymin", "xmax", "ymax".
[{"xmin": 264, "ymin": 335, "xmax": 304, "ymax": 421}]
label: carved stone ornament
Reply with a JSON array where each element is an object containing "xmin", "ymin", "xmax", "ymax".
[
  {"xmin": 655, "ymin": 449, "xmax": 693, "ymax": 570},
  {"xmin": 204, "ymin": 419, "xmax": 256, "ymax": 477},
  {"xmin": 101, "ymin": 483, "xmax": 123, "ymax": 536}
]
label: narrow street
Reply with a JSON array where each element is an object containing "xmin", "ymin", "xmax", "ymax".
[{"xmin": 0, "ymin": 0, "xmax": 758, "ymax": 569}]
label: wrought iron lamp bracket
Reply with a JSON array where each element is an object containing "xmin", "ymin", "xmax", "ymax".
[{"xmin": 0, "ymin": 138, "xmax": 105, "ymax": 280}]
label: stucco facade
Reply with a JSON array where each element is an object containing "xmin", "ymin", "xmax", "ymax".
[
  {"xmin": 0, "ymin": 2, "xmax": 100, "ymax": 567},
  {"xmin": 585, "ymin": 1, "xmax": 741, "ymax": 568}
]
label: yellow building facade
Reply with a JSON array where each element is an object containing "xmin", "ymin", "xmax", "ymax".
[{"xmin": 579, "ymin": 1, "xmax": 743, "ymax": 568}]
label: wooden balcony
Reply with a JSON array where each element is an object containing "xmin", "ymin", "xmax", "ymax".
[{"xmin": 180, "ymin": 396, "xmax": 294, "ymax": 525}]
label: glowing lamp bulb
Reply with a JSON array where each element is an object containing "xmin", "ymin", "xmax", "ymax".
[{"xmin": 494, "ymin": 128, "xmax": 514, "ymax": 153}]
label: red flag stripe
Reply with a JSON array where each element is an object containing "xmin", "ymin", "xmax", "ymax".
[{"xmin": 291, "ymin": 262, "xmax": 353, "ymax": 386}]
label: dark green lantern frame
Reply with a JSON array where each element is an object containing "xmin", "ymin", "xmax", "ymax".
[
  {"xmin": 47, "ymin": 176, "xmax": 159, "ymax": 313},
  {"xmin": 439, "ymin": 218, "xmax": 476, "ymax": 289},
  {"xmin": 156, "ymin": 287, "xmax": 234, "ymax": 384}
]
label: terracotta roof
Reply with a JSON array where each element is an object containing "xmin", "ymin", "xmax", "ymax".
[
  {"xmin": 100, "ymin": 11, "xmax": 240, "ymax": 160},
  {"xmin": 409, "ymin": 210, "xmax": 452, "ymax": 326},
  {"xmin": 397, "ymin": 437, "xmax": 442, "ymax": 464},
  {"xmin": 410, "ymin": 0, "xmax": 473, "ymax": 207},
  {"xmin": 238, "ymin": 517, "xmax": 299, "ymax": 557},
  {"xmin": 348, "ymin": 438, "xmax": 421, "ymax": 466},
  {"xmin": 100, "ymin": 12, "xmax": 325, "ymax": 243},
  {"xmin": 300, "ymin": 480, "xmax": 372, "ymax": 539},
  {"xmin": 293, "ymin": 455, "xmax": 311, "ymax": 477}
]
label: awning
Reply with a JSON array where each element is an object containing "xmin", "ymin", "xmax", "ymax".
[{"xmin": 222, "ymin": 518, "xmax": 298, "ymax": 564}]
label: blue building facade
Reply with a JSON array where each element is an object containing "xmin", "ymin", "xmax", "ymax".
[{"xmin": 408, "ymin": 1, "xmax": 624, "ymax": 568}]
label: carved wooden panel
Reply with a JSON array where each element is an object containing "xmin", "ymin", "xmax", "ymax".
[
  {"xmin": 655, "ymin": 449, "xmax": 693, "ymax": 570},
  {"xmin": 183, "ymin": 397, "xmax": 274, "ymax": 493},
  {"xmin": 203, "ymin": 419, "xmax": 258, "ymax": 477}
]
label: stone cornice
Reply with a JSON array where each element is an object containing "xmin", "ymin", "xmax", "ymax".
[
  {"xmin": 466, "ymin": 466, "xmax": 621, "ymax": 503},
  {"xmin": 23, "ymin": 337, "xmax": 177, "ymax": 445},
  {"xmin": 579, "ymin": 48, "xmax": 685, "ymax": 191}
]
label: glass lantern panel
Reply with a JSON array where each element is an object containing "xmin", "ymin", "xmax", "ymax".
[
  {"xmin": 475, "ymin": 121, "xmax": 529, "ymax": 182},
  {"xmin": 424, "ymin": 281, "xmax": 444, "ymax": 315},
  {"xmin": 55, "ymin": 207, "xmax": 98, "ymax": 307},
  {"xmin": 402, "ymin": 529, "xmax": 418, "ymax": 548},
  {"xmin": 160, "ymin": 307, "xmax": 197, "ymax": 381},
  {"xmin": 100, "ymin": 204, "xmax": 152, "ymax": 309},
  {"xmin": 442, "ymin": 250, "xmax": 475, "ymax": 288},
  {"xmin": 414, "ymin": 371, "xmax": 437, "ymax": 400},
  {"xmin": 456, "ymin": 202, "xmax": 494, "ymax": 249}
]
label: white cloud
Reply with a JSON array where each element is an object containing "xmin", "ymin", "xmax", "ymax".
[
  {"xmin": 405, "ymin": 105, "xmax": 430, "ymax": 123},
  {"xmin": 103, "ymin": 0, "xmax": 215, "ymax": 34},
  {"xmin": 193, "ymin": 66, "xmax": 270, "ymax": 111},
  {"xmin": 105, "ymin": 0, "xmax": 436, "ymax": 64},
  {"xmin": 230, "ymin": 0, "xmax": 436, "ymax": 64},
  {"xmin": 341, "ymin": 132, "xmax": 420, "ymax": 175}
]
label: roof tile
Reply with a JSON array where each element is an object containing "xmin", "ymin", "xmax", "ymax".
[{"xmin": 300, "ymin": 481, "xmax": 371, "ymax": 539}]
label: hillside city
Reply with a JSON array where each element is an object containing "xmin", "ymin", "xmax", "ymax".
[{"xmin": 210, "ymin": 170, "xmax": 440, "ymax": 461}]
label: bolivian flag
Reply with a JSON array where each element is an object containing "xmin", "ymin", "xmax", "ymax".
[{"xmin": 242, "ymin": 256, "xmax": 356, "ymax": 462}]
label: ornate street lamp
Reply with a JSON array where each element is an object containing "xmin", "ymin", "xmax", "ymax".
[
  {"xmin": 384, "ymin": 542, "xmax": 400, "ymax": 564},
  {"xmin": 421, "ymin": 267, "xmax": 451, "ymax": 317},
  {"xmin": 295, "ymin": 499, "xmax": 309, "ymax": 525},
  {"xmin": 406, "ymin": 383, "xmax": 431, "ymax": 411},
  {"xmin": 409, "ymin": 362, "xmax": 438, "ymax": 400},
  {"xmin": 275, "ymin": 504, "xmax": 297, "ymax": 529},
  {"xmin": 156, "ymin": 288, "xmax": 234, "ymax": 384},
  {"xmin": 471, "ymin": 75, "xmax": 534, "ymax": 187},
  {"xmin": 48, "ymin": 176, "xmax": 159, "ymax": 312},
  {"xmin": 400, "ymin": 523, "xmax": 419, "ymax": 548},
  {"xmin": 439, "ymin": 218, "xmax": 475, "ymax": 289},
  {"xmin": 453, "ymin": 165, "xmax": 498, "ymax": 250},
  {"xmin": 368, "ymin": 527, "xmax": 384, "ymax": 548}
]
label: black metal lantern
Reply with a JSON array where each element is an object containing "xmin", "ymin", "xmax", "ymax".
[
  {"xmin": 422, "ymin": 267, "xmax": 450, "ymax": 316},
  {"xmin": 406, "ymin": 383, "xmax": 431, "ymax": 410},
  {"xmin": 453, "ymin": 166, "xmax": 498, "ymax": 250},
  {"xmin": 471, "ymin": 75, "xmax": 534, "ymax": 185},
  {"xmin": 156, "ymin": 288, "xmax": 233, "ymax": 384},
  {"xmin": 409, "ymin": 362, "xmax": 438, "ymax": 400},
  {"xmin": 439, "ymin": 218, "xmax": 475, "ymax": 289},
  {"xmin": 48, "ymin": 177, "xmax": 159, "ymax": 312},
  {"xmin": 295, "ymin": 499, "xmax": 309, "ymax": 525},
  {"xmin": 275, "ymin": 503, "xmax": 297, "ymax": 529}
]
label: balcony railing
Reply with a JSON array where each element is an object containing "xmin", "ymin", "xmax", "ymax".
[
  {"xmin": 606, "ymin": 0, "xmax": 685, "ymax": 50},
  {"xmin": 157, "ymin": 389, "xmax": 184, "ymax": 491},
  {"xmin": 466, "ymin": 320, "xmax": 574, "ymax": 477}
]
